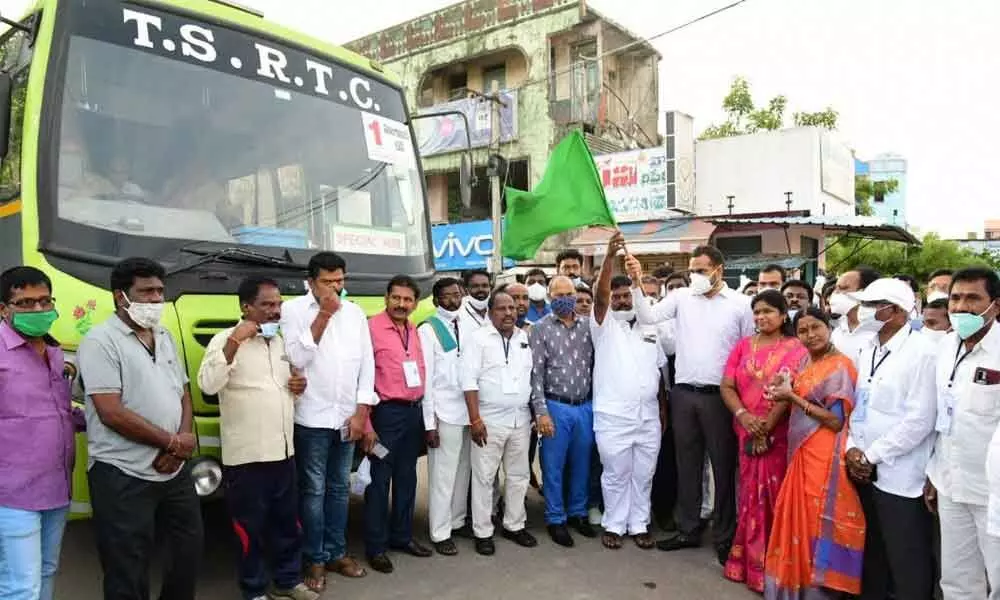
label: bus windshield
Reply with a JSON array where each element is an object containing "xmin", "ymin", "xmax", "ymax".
[{"xmin": 47, "ymin": 0, "xmax": 429, "ymax": 269}]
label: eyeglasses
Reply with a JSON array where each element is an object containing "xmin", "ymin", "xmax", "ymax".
[{"xmin": 8, "ymin": 297, "xmax": 55, "ymax": 309}]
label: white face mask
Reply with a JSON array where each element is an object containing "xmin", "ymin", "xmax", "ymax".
[
  {"xmin": 828, "ymin": 292, "xmax": 857, "ymax": 317},
  {"xmin": 921, "ymin": 327, "xmax": 948, "ymax": 341},
  {"xmin": 259, "ymin": 322, "xmax": 280, "ymax": 339},
  {"xmin": 856, "ymin": 305, "xmax": 886, "ymax": 333},
  {"xmin": 124, "ymin": 294, "xmax": 164, "ymax": 329},
  {"xmin": 467, "ymin": 296, "xmax": 489, "ymax": 311},
  {"xmin": 688, "ymin": 272, "xmax": 713, "ymax": 296},
  {"xmin": 527, "ymin": 283, "xmax": 547, "ymax": 303},
  {"xmin": 436, "ymin": 305, "xmax": 460, "ymax": 321},
  {"xmin": 612, "ymin": 309, "xmax": 636, "ymax": 322}
]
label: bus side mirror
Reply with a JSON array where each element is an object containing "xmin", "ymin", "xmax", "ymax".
[
  {"xmin": 459, "ymin": 152, "xmax": 472, "ymax": 210},
  {"xmin": 0, "ymin": 72, "xmax": 11, "ymax": 161}
]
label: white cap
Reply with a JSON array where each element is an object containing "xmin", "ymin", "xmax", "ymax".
[
  {"xmin": 849, "ymin": 278, "xmax": 916, "ymax": 313},
  {"xmin": 927, "ymin": 290, "xmax": 949, "ymax": 304}
]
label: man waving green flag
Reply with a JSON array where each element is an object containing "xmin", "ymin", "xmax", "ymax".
[{"xmin": 501, "ymin": 130, "xmax": 617, "ymax": 260}]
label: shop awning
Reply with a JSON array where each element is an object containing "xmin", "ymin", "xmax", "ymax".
[
  {"xmin": 569, "ymin": 218, "xmax": 716, "ymax": 256},
  {"xmin": 724, "ymin": 254, "xmax": 812, "ymax": 271},
  {"xmin": 707, "ymin": 215, "xmax": 920, "ymax": 245}
]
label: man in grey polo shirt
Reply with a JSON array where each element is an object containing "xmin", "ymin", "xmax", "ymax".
[{"xmin": 77, "ymin": 257, "xmax": 202, "ymax": 600}]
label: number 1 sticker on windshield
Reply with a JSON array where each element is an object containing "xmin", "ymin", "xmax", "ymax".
[{"xmin": 361, "ymin": 112, "xmax": 416, "ymax": 168}]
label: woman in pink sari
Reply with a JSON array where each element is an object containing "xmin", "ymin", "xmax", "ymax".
[{"xmin": 721, "ymin": 290, "xmax": 807, "ymax": 593}]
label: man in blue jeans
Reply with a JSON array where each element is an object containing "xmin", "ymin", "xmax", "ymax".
[
  {"xmin": 528, "ymin": 275, "xmax": 597, "ymax": 547},
  {"xmin": 0, "ymin": 267, "xmax": 82, "ymax": 600},
  {"xmin": 281, "ymin": 252, "xmax": 378, "ymax": 593}
]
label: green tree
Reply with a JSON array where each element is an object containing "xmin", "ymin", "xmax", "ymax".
[
  {"xmin": 826, "ymin": 233, "xmax": 1000, "ymax": 280},
  {"xmin": 699, "ymin": 76, "xmax": 898, "ymax": 218}
]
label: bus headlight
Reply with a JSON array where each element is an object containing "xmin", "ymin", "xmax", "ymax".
[{"xmin": 189, "ymin": 457, "xmax": 223, "ymax": 497}]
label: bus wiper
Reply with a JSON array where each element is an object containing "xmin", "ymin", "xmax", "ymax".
[{"xmin": 166, "ymin": 247, "xmax": 304, "ymax": 277}]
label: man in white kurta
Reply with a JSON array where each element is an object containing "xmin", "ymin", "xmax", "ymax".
[
  {"xmin": 418, "ymin": 277, "xmax": 470, "ymax": 556},
  {"xmin": 591, "ymin": 236, "xmax": 666, "ymax": 548}
]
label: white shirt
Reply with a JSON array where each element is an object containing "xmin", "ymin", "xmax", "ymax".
[
  {"xmin": 280, "ymin": 294, "xmax": 377, "ymax": 429},
  {"xmin": 458, "ymin": 298, "xmax": 489, "ymax": 332},
  {"xmin": 927, "ymin": 324, "xmax": 1000, "ymax": 506},
  {"xmin": 460, "ymin": 325, "xmax": 532, "ymax": 428},
  {"xmin": 590, "ymin": 313, "xmax": 666, "ymax": 429},
  {"xmin": 831, "ymin": 318, "xmax": 879, "ymax": 364},
  {"xmin": 986, "ymin": 423, "xmax": 1000, "ymax": 535},
  {"xmin": 418, "ymin": 313, "xmax": 468, "ymax": 430},
  {"xmin": 847, "ymin": 325, "xmax": 938, "ymax": 498},
  {"xmin": 633, "ymin": 285, "xmax": 754, "ymax": 386}
]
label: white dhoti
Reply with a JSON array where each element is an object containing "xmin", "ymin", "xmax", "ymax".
[
  {"xmin": 595, "ymin": 415, "xmax": 662, "ymax": 536},
  {"xmin": 427, "ymin": 421, "xmax": 471, "ymax": 543}
]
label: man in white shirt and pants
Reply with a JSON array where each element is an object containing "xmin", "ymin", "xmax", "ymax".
[
  {"xmin": 843, "ymin": 278, "xmax": 937, "ymax": 600},
  {"xmin": 419, "ymin": 277, "xmax": 471, "ymax": 556},
  {"xmin": 591, "ymin": 235, "xmax": 666, "ymax": 549},
  {"xmin": 280, "ymin": 253, "xmax": 376, "ymax": 591},
  {"xmin": 627, "ymin": 245, "xmax": 754, "ymax": 563},
  {"xmin": 925, "ymin": 267, "xmax": 1000, "ymax": 600},
  {"xmin": 461, "ymin": 291, "xmax": 540, "ymax": 556}
]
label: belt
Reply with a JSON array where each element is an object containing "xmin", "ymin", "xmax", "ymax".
[
  {"xmin": 675, "ymin": 383, "xmax": 721, "ymax": 395},
  {"xmin": 379, "ymin": 397, "xmax": 424, "ymax": 406},
  {"xmin": 546, "ymin": 394, "xmax": 591, "ymax": 406}
]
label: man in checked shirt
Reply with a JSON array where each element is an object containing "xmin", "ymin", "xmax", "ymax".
[{"xmin": 528, "ymin": 275, "xmax": 597, "ymax": 547}]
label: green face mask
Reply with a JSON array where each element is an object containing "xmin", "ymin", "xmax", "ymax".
[{"xmin": 10, "ymin": 309, "xmax": 59, "ymax": 338}]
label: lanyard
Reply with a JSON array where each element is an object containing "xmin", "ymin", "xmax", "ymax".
[
  {"xmin": 501, "ymin": 333, "xmax": 513, "ymax": 364},
  {"xmin": 452, "ymin": 319, "xmax": 461, "ymax": 353},
  {"xmin": 466, "ymin": 306, "xmax": 484, "ymax": 326},
  {"xmin": 950, "ymin": 341, "xmax": 973, "ymax": 385},
  {"xmin": 396, "ymin": 324, "xmax": 411, "ymax": 356},
  {"xmin": 869, "ymin": 329, "xmax": 910, "ymax": 378}
]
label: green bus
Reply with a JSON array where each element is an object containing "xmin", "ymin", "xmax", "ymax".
[{"xmin": 0, "ymin": 0, "xmax": 439, "ymax": 519}]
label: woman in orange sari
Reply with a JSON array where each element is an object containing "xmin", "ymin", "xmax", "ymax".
[
  {"xmin": 764, "ymin": 307, "xmax": 866, "ymax": 600},
  {"xmin": 722, "ymin": 291, "xmax": 807, "ymax": 593}
]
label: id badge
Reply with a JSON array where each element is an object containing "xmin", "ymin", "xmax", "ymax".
[
  {"xmin": 936, "ymin": 386, "xmax": 956, "ymax": 435},
  {"xmin": 403, "ymin": 360, "xmax": 422, "ymax": 388},
  {"xmin": 854, "ymin": 387, "xmax": 870, "ymax": 423}
]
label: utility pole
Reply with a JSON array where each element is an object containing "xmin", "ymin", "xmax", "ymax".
[
  {"xmin": 784, "ymin": 191, "xmax": 793, "ymax": 213},
  {"xmin": 487, "ymin": 81, "xmax": 505, "ymax": 276},
  {"xmin": 726, "ymin": 195, "xmax": 735, "ymax": 215}
]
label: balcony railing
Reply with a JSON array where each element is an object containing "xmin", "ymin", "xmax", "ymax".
[{"xmin": 549, "ymin": 64, "xmax": 601, "ymax": 125}]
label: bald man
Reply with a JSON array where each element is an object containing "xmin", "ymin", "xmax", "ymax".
[{"xmin": 528, "ymin": 276, "xmax": 597, "ymax": 547}]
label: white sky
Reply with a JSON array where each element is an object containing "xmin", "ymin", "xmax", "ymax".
[{"xmin": 4, "ymin": 0, "xmax": 998, "ymax": 236}]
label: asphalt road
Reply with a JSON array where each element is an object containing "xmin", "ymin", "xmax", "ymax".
[{"xmin": 55, "ymin": 458, "xmax": 757, "ymax": 600}]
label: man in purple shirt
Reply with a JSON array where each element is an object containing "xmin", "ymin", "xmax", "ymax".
[{"xmin": 0, "ymin": 266, "xmax": 80, "ymax": 600}]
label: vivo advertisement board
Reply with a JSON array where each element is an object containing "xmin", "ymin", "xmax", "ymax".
[{"xmin": 432, "ymin": 220, "xmax": 514, "ymax": 271}]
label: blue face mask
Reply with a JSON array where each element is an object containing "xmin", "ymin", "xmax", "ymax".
[
  {"xmin": 551, "ymin": 296, "xmax": 577, "ymax": 317},
  {"xmin": 951, "ymin": 308, "xmax": 992, "ymax": 340},
  {"xmin": 259, "ymin": 322, "xmax": 280, "ymax": 339}
]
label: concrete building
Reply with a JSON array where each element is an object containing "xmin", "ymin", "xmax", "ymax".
[
  {"xmin": 345, "ymin": 0, "xmax": 661, "ymax": 259},
  {"xmin": 864, "ymin": 152, "xmax": 908, "ymax": 226}
]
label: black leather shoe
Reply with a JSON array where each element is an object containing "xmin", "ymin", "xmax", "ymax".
[
  {"xmin": 656, "ymin": 533, "xmax": 700, "ymax": 552},
  {"xmin": 475, "ymin": 536, "xmax": 496, "ymax": 556},
  {"xmin": 716, "ymin": 542, "xmax": 732, "ymax": 566},
  {"xmin": 567, "ymin": 516, "xmax": 598, "ymax": 538},
  {"xmin": 547, "ymin": 524, "xmax": 575, "ymax": 548},
  {"xmin": 390, "ymin": 540, "xmax": 433, "ymax": 558},
  {"xmin": 367, "ymin": 553, "xmax": 394, "ymax": 574},
  {"xmin": 502, "ymin": 528, "xmax": 539, "ymax": 548}
]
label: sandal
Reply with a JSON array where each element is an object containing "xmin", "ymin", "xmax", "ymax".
[
  {"xmin": 633, "ymin": 533, "xmax": 656, "ymax": 550},
  {"xmin": 326, "ymin": 555, "xmax": 367, "ymax": 578},
  {"xmin": 601, "ymin": 531, "xmax": 623, "ymax": 550},
  {"xmin": 304, "ymin": 564, "xmax": 326, "ymax": 593}
]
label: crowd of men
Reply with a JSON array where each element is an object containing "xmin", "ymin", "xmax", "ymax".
[{"xmin": 2, "ymin": 235, "xmax": 1000, "ymax": 600}]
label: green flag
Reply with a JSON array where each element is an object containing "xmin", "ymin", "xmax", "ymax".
[{"xmin": 501, "ymin": 130, "xmax": 616, "ymax": 260}]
